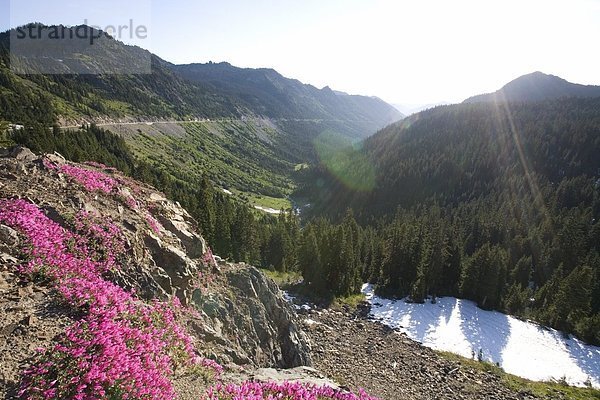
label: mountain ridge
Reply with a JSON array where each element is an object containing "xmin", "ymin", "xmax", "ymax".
[
  {"xmin": 172, "ymin": 61, "xmax": 403, "ymax": 138},
  {"xmin": 463, "ymin": 71, "xmax": 600, "ymax": 103},
  {"xmin": 0, "ymin": 24, "xmax": 402, "ymax": 140}
]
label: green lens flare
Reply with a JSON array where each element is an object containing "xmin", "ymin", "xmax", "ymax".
[{"xmin": 313, "ymin": 130, "xmax": 376, "ymax": 192}]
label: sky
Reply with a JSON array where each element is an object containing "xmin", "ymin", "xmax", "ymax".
[{"xmin": 2, "ymin": 0, "xmax": 600, "ymax": 105}]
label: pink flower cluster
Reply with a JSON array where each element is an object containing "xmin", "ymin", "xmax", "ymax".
[
  {"xmin": 206, "ymin": 381, "xmax": 378, "ymax": 400},
  {"xmin": 124, "ymin": 194, "xmax": 139, "ymax": 210},
  {"xmin": 72, "ymin": 210, "xmax": 126, "ymax": 272},
  {"xmin": 0, "ymin": 199, "xmax": 201, "ymax": 399},
  {"xmin": 44, "ymin": 160, "xmax": 118, "ymax": 194},
  {"xmin": 200, "ymin": 358, "xmax": 224, "ymax": 377},
  {"xmin": 203, "ymin": 247, "xmax": 217, "ymax": 268},
  {"xmin": 146, "ymin": 213, "xmax": 163, "ymax": 235}
]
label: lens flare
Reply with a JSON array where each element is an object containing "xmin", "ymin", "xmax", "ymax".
[{"xmin": 313, "ymin": 129, "xmax": 376, "ymax": 192}]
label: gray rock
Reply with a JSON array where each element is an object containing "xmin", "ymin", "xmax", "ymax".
[
  {"xmin": 223, "ymin": 267, "xmax": 312, "ymax": 368},
  {"xmin": 8, "ymin": 146, "xmax": 37, "ymax": 162},
  {"xmin": 0, "ymin": 225, "xmax": 19, "ymax": 247},
  {"xmin": 154, "ymin": 201, "xmax": 206, "ymax": 259},
  {"xmin": 224, "ymin": 366, "xmax": 339, "ymax": 389},
  {"xmin": 45, "ymin": 152, "xmax": 66, "ymax": 165},
  {"xmin": 144, "ymin": 233, "xmax": 198, "ymax": 304}
]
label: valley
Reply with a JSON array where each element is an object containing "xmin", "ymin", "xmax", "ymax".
[{"xmin": 1, "ymin": 12, "xmax": 599, "ymax": 399}]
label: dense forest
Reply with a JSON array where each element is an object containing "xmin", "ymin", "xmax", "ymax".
[{"xmin": 292, "ymin": 98, "xmax": 600, "ymax": 345}]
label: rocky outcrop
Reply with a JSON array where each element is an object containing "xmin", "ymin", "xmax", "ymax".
[
  {"xmin": 227, "ymin": 267, "xmax": 312, "ymax": 367},
  {"xmin": 0, "ymin": 147, "xmax": 311, "ymax": 397},
  {"xmin": 189, "ymin": 266, "xmax": 311, "ymax": 369}
]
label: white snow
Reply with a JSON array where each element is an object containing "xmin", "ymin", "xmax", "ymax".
[
  {"xmin": 282, "ymin": 291, "xmax": 312, "ymax": 311},
  {"xmin": 362, "ymin": 283, "xmax": 600, "ymax": 388},
  {"xmin": 222, "ymin": 188, "xmax": 233, "ymax": 195},
  {"xmin": 254, "ymin": 205, "xmax": 281, "ymax": 214}
]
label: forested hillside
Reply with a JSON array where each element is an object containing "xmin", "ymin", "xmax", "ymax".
[
  {"xmin": 0, "ymin": 25, "xmax": 240, "ymax": 123},
  {"xmin": 295, "ymin": 98, "xmax": 600, "ymax": 345},
  {"xmin": 174, "ymin": 62, "xmax": 402, "ymax": 139}
]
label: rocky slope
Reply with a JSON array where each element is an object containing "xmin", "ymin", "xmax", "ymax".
[
  {"xmin": 302, "ymin": 304, "xmax": 538, "ymax": 400},
  {"xmin": 0, "ymin": 147, "xmax": 311, "ymax": 398}
]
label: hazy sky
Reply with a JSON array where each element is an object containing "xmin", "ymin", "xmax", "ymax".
[{"xmin": 2, "ymin": 0, "xmax": 600, "ymax": 105}]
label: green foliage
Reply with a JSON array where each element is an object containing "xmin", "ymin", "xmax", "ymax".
[
  {"xmin": 298, "ymin": 97, "xmax": 600, "ymax": 344},
  {"xmin": 114, "ymin": 121, "xmax": 296, "ymax": 198},
  {"xmin": 295, "ymin": 210, "xmax": 364, "ymax": 297}
]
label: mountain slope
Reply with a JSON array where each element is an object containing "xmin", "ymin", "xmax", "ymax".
[
  {"xmin": 0, "ymin": 24, "xmax": 241, "ymax": 124},
  {"xmin": 302, "ymin": 97, "xmax": 600, "ymax": 216},
  {"xmin": 173, "ymin": 62, "xmax": 403, "ymax": 139},
  {"xmin": 464, "ymin": 71, "xmax": 600, "ymax": 103},
  {"xmin": 0, "ymin": 24, "xmax": 402, "ymax": 141},
  {"xmin": 297, "ymin": 97, "xmax": 600, "ymax": 345}
]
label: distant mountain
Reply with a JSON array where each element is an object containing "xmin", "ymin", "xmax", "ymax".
[
  {"xmin": 464, "ymin": 71, "xmax": 600, "ymax": 103},
  {"xmin": 172, "ymin": 62, "xmax": 403, "ymax": 138},
  {"xmin": 0, "ymin": 24, "xmax": 401, "ymax": 140}
]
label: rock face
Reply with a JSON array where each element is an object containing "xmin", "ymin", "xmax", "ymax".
[
  {"xmin": 0, "ymin": 147, "xmax": 311, "ymax": 397},
  {"xmin": 190, "ymin": 266, "xmax": 311, "ymax": 368}
]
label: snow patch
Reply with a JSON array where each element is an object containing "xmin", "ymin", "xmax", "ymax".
[
  {"xmin": 282, "ymin": 291, "xmax": 312, "ymax": 311},
  {"xmin": 254, "ymin": 205, "xmax": 281, "ymax": 214},
  {"xmin": 222, "ymin": 188, "xmax": 233, "ymax": 195},
  {"xmin": 362, "ymin": 283, "xmax": 600, "ymax": 388}
]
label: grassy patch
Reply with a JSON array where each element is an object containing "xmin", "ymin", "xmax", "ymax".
[
  {"xmin": 111, "ymin": 121, "xmax": 296, "ymax": 198},
  {"xmin": 437, "ymin": 351, "xmax": 600, "ymax": 400},
  {"xmin": 260, "ymin": 268, "xmax": 302, "ymax": 287},
  {"xmin": 331, "ymin": 293, "xmax": 366, "ymax": 309},
  {"xmin": 236, "ymin": 190, "xmax": 292, "ymax": 211}
]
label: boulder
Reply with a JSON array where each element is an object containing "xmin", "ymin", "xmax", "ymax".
[
  {"xmin": 8, "ymin": 146, "xmax": 37, "ymax": 162},
  {"xmin": 193, "ymin": 266, "xmax": 312, "ymax": 369},
  {"xmin": 225, "ymin": 366, "xmax": 339, "ymax": 389},
  {"xmin": 154, "ymin": 201, "xmax": 206, "ymax": 259},
  {"xmin": 45, "ymin": 152, "xmax": 66, "ymax": 165}
]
